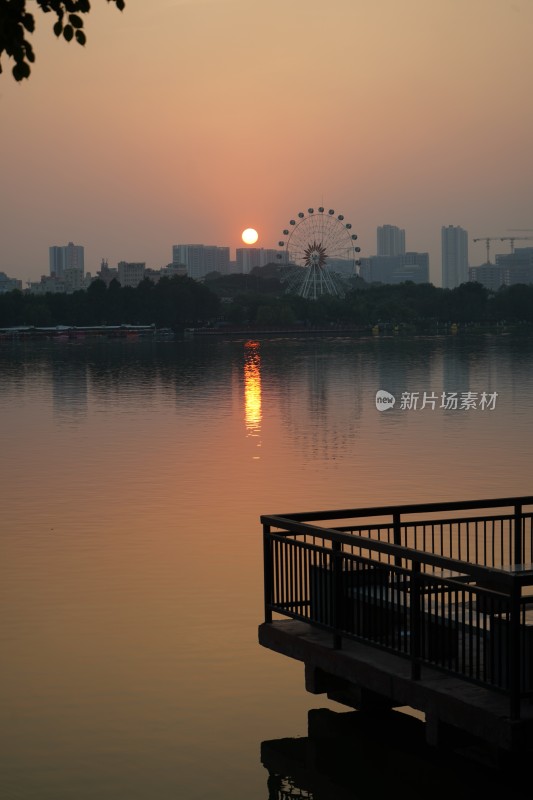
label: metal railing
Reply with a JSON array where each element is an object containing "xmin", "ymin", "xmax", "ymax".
[{"xmin": 261, "ymin": 496, "xmax": 533, "ymax": 720}]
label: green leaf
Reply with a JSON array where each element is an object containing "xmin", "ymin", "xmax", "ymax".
[
  {"xmin": 53, "ymin": 21, "xmax": 63, "ymax": 37},
  {"xmin": 69, "ymin": 14, "xmax": 84, "ymax": 29},
  {"xmin": 75, "ymin": 30, "xmax": 86, "ymax": 46},
  {"xmin": 63, "ymin": 25, "xmax": 74, "ymax": 42}
]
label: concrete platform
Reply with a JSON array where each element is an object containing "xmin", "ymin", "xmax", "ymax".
[{"xmin": 259, "ymin": 620, "xmax": 533, "ymax": 754}]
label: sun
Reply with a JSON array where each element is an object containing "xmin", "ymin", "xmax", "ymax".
[{"xmin": 242, "ymin": 228, "xmax": 259, "ymax": 245}]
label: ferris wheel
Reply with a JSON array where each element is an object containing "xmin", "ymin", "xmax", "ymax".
[{"xmin": 276, "ymin": 207, "xmax": 361, "ymax": 299}]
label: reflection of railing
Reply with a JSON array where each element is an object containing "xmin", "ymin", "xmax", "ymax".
[
  {"xmin": 261, "ymin": 496, "xmax": 533, "ymax": 719},
  {"xmin": 261, "ymin": 707, "xmax": 522, "ymax": 799},
  {"xmin": 266, "ymin": 774, "xmax": 313, "ymax": 800}
]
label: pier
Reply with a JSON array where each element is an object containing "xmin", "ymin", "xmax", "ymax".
[
  {"xmin": 259, "ymin": 497, "xmax": 533, "ymax": 757},
  {"xmin": 184, "ymin": 323, "xmax": 369, "ymax": 337},
  {"xmin": 0, "ymin": 324, "xmax": 157, "ymax": 341}
]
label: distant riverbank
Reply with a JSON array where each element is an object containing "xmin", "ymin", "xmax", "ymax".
[{"xmin": 3, "ymin": 320, "xmax": 533, "ymax": 343}]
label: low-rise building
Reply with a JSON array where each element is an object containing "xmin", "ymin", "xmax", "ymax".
[
  {"xmin": 96, "ymin": 259, "xmax": 119, "ymax": 286},
  {"xmin": 117, "ymin": 261, "xmax": 146, "ymax": 288},
  {"xmin": 468, "ymin": 264, "xmax": 504, "ymax": 291},
  {"xmin": 496, "ymin": 248, "xmax": 533, "ymax": 286},
  {"xmin": 27, "ymin": 275, "xmax": 66, "ymax": 294},
  {"xmin": 159, "ymin": 263, "xmax": 187, "ymax": 278},
  {"xmin": 26, "ymin": 272, "xmax": 91, "ymax": 294},
  {"xmin": 0, "ymin": 272, "xmax": 23, "ymax": 293}
]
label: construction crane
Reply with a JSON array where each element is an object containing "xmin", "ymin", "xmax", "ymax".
[
  {"xmin": 473, "ymin": 235, "xmax": 533, "ymax": 262},
  {"xmin": 500, "ymin": 235, "xmax": 533, "ymax": 253},
  {"xmin": 472, "ymin": 237, "xmax": 499, "ymax": 263}
]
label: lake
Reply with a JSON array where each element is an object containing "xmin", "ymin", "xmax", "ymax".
[{"xmin": 2, "ymin": 333, "xmax": 533, "ymax": 798}]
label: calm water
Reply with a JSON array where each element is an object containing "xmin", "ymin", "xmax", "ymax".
[{"xmin": 2, "ymin": 333, "xmax": 533, "ymax": 799}]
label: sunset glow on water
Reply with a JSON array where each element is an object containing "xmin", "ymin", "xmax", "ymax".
[
  {"xmin": 2, "ymin": 336, "xmax": 533, "ymax": 796},
  {"xmin": 2, "ymin": 0, "xmax": 533, "ymax": 792}
]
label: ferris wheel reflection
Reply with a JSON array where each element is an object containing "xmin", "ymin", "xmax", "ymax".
[{"xmin": 244, "ymin": 341, "xmax": 262, "ymax": 455}]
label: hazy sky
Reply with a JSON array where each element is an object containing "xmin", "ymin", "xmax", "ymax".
[{"xmin": 1, "ymin": 0, "xmax": 533, "ymax": 285}]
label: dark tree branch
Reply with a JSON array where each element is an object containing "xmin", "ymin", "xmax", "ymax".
[{"xmin": 0, "ymin": 0, "xmax": 125, "ymax": 81}]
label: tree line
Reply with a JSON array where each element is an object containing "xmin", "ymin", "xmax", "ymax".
[
  {"xmin": 2, "ymin": 273, "xmax": 533, "ymax": 330},
  {"xmin": 219, "ymin": 278, "xmax": 533, "ymax": 328},
  {"xmin": 0, "ymin": 276, "xmax": 219, "ymax": 328}
]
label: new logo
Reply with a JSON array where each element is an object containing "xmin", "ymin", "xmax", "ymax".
[{"xmin": 375, "ymin": 390, "xmax": 396, "ymax": 411}]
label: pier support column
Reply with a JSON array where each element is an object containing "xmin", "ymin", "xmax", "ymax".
[
  {"xmin": 327, "ymin": 684, "xmax": 394, "ymax": 713},
  {"xmin": 305, "ymin": 664, "xmax": 393, "ymax": 712},
  {"xmin": 425, "ymin": 710, "xmax": 442, "ymax": 747},
  {"xmin": 305, "ymin": 664, "xmax": 328, "ymax": 694}
]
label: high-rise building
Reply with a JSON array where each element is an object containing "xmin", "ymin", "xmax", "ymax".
[
  {"xmin": 495, "ymin": 247, "xmax": 533, "ymax": 286},
  {"xmin": 172, "ymin": 244, "xmax": 230, "ymax": 280},
  {"xmin": 359, "ymin": 253, "xmax": 429, "ymax": 285},
  {"xmin": 236, "ymin": 248, "xmax": 280, "ymax": 274},
  {"xmin": 377, "ymin": 225, "xmax": 406, "ymax": 257},
  {"xmin": 442, "ymin": 226, "xmax": 468, "ymax": 289},
  {"xmin": 49, "ymin": 241, "xmax": 84, "ymax": 277}
]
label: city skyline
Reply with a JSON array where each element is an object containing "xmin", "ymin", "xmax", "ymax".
[
  {"xmin": 1, "ymin": 1, "xmax": 532, "ymax": 286},
  {"xmin": 8, "ymin": 222, "xmax": 533, "ymax": 290},
  {"xmin": 2, "ymin": 215, "xmax": 532, "ymax": 288},
  {"xmin": 4, "ymin": 220, "xmax": 532, "ymax": 290}
]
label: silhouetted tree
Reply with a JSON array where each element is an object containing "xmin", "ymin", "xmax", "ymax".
[
  {"xmin": 490, "ymin": 284, "xmax": 533, "ymax": 323},
  {"xmin": 448, "ymin": 282, "xmax": 489, "ymax": 323},
  {"xmin": 0, "ymin": 0, "xmax": 125, "ymax": 81},
  {"xmin": 0, "ymin": 289, "xmax": 25, "ymax": 326},
  {"xmin": 3, "ymin": 277, "xmax": 533, "ymax": 330}
]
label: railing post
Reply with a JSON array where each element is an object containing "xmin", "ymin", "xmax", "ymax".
[
  {"xmin": 333, "ymin": 540, "xmax": 342, "ymax": 650},
  {"xmin": 509, "ymin": 579, "xmax": 521, "ymax": 720},
  {"xmin": 514, "ymin": 503, "xmax": 523, "ymax": 566},
  {"xmin": 263, "ymin": 523, "xmax": 273, "ymax": 623},
  {"xmin": 410, "ymin": 559, "xmax": 421, "ymax": 680},
  {"xmin": 393, "ymin": 510, "xmax": 402, "ymax": 568}
]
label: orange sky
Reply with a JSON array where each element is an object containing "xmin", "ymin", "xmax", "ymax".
[{"xmin": 1, "ymin": 0, "xmax": 533, "ymax": 284}]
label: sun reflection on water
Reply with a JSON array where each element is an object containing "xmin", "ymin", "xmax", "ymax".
[{"xmin": 244, "ymin": 341, "xmax": 262, "ymax": 457}]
